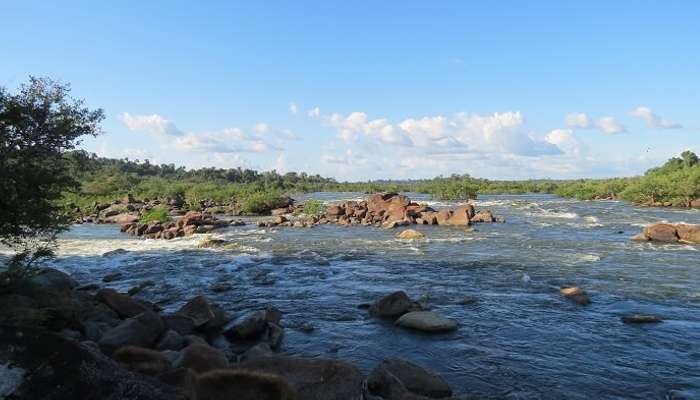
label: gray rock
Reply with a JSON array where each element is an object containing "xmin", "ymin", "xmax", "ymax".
[
  {"xmin": 369, "ymin": 291, "xmax": 422, "ymax": 318},
  {"xmin": 98, "ymin": 311, "xmax": 165, "ymax": 354},
  {"xmin": 96, "ymin": 288, "xmax": 149, "ymax": 318},
  {"xmin": 266, "ymin": 322, "xmax": 284, "ymax": 349},
  {"xmin": 173, "ymin": 344, "xmax": 228, "ymax": 374},
  {"xmin": 163, "ymin": 314, "xmax": 196, "ymax": 336},
  {"xmin": 176, "ymin": 295, "xmax": 215, "ymax": 327},
  {"xmin": 366, "ymin": 357, "xmax": 452, "ymax": 399},
  {"xmin": 395, "ymin": 311, "xmax": 458, "ymax": 333},
  {"xmin": 223, "ymin": 310, "xmax": 268, "ymax": 341},
  {"xmin": 241, "ymin": 342, "xmax": 273, "ymax": 360},
  {"xmin": 156, "ymin": 329, "xmax": 185, "ymax": 351}
]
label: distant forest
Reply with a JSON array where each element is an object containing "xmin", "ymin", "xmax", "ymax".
[{"xmin": 62, "ymin": 149, "xmax": 700, "ymax": 210}]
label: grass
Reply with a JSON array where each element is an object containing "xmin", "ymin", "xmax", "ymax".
[{"xmin": 139, "ymin": 206, "xmax": 171, "ymax": 224}]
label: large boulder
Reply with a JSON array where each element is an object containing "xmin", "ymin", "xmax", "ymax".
[
  {"xmin": 96, "ymin": 288, "xmax": 149, "ymax": 318},
  {"xmin": 395, "ymin": 311, "xmax": 458, "ymax": 333},
  {"xmin": 185, "ymin": 369, "xmax": 297, "ymax": 400},
  {"xmin": 234, "ymin": 355, "xmax": 364, "ymax": 400},
  {"xmin": 366, "ymin": 358, "xmax": 452, "ymax": 399},
  {"xmin": 98, "ymin": 311, "xmax": 165, "ymax": 354},
  {"xmin": 397, "ymin": 229, "xmax": 425, "ymax": 240},
  {"xmin": 677, "ymin": 224, "xmax": 700, "ymax": 244},
  {"xmin": 173, "ymin": 344, "xmax": 229, "ymax": 373},
  {"xmin": 643, "ymin": 223, "xmax": 679, "ymax": 243},
  {"xmin": 471, "ymin": 209, "xmax": 495, "ymax": 223},
  {"xmin": 223, "ymin": 310, "xmax": 268, "ymax": 341},
  {"xmin": 113, "ymin": 345, "xmax": 172, "ymax": 376},
  {"xmin": 443, "ymin": 205, "xmax": 472, "ymax": 226},
  {"xmin": 369, "ymin": 291, "xmax": 422, "ymax": 318},
  {"xmin": 176, "ymin": 295, "xmax": 216, "ymax": 328},
  {"xmin": 435, "ymin": 210, "xmax": 452, "ymax": 225},
  {"xmin": 0, "ymin": 326, "xmax": 181, "ymax": 399}
]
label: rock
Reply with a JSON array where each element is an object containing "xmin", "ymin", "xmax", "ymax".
[
  {"xmin": 327, "ymin": 205, "xmax": 345, "ymax": 216},
  {"xmin": 272, "ymin": 215, "xmax": 288, "ymax": 225},
  {"xmin": 643, "ymin": 223, "xmax": 679, "ymax": 243},
  {"xmin": 242, "ymin": 342, "xmax": 273, "ymax": 360},
  {"xmin": 265, "ymin": 305, "xmax": 283, "ymax": 325},
  {"xmin": 173, "ymin": 344, "xmax": 229, "ymax": 374},
  {"xmin": 397, "ymin": 229, "xmax": 425, "ymax": 239},
  {"xmin": 14, "ymin": 268, "xmax": 78, "ymax": 323},
  {"xmin": 183, "ymin": 334, "xmax": 209, "ymax": 347},
  {"xmin": 223, "ymin": 310, "xmax": 268, "ymax": 341},
  {"xmin": 96, "ymin": 288, "xmax": 149, "ymax": 318},
  {"xmin": 443, "ymin": 205, "xmax": 472, "ymax": 226},
  {"xmin": 102, "ymin": 249, "xmax": 129, "ymax": 257},
  {"xmin": 622, "ymin": 314, "xmax": 663, "ymax": 324},
  {"xmin": 560, "ymin": 286, "xmax": 590, "ymax": 305},
  {"xmin": 366, "ymin": 357, "xmax": 452, "ymax": 399},
  {"xmin": 234, "ymin": 355, "xmax": 364, "ymax": 400},
  {"xmin": 113, "ymin": 345, "xmax": 172, "ymax": 376},
  {"xmin": 395, "ymin": 311, "xmax": 458, "ymax": 333},
  {"xmin": 271, "ymin": 207, "xmax": 289, "ymax": 216},
  {"xmin": 369, "ymin": 291, "xmax": 422, "ymax": 318},
  {"xmin": 0, "ymin": 326, "xmax": 180, "ymax": 400},
  {"xmin": 185, "ymin": 369, "xmax": 297, "ymax": 400},
  {"xmin": 471, "ymin": 209, "xmax": 495, "ymax": 223},
  {"xmin": 676, "ymin": 224, "xmax": 700, "ymax": 244},
  {"xmin": 631, "ymin": 233, "xmax": 649, "ymax": 241},
  {"xmin": 435, "ymin": 210, "xmax": 452, "ymax": 225},
  {"xmin": 176, "ymin": 295, "xmax": 216, "ymax": 327},
  {"xmin": 156, "ymin": 329, "xmax": 186, "ymax": 351},
  {"xmin": 98, "ymin": 311, "xmax": 165, "ymax": 354},
  {"xmin": 164, "ymin": 314, "xmax": 197, "ymax": 336},
  {"xmin": 266, "ymin": 323, "xmax": 284, "ymax": 349}
]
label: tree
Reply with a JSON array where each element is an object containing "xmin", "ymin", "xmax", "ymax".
[
  {"xmin": 1, "ymin": 77, "xmax": 103, "ymax": 286},
  {"xmin": 681, "ymin": 150, "xmax": 699, "ymax": 168}
]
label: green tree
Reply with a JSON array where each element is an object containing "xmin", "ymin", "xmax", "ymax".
[{"xmin": 1, "ymin": 77, "xmax": 103, "ymax": 287}]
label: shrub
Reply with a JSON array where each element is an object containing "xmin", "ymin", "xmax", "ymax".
[
  {"xmin": 139, "ymin": 206, "xmax": 170, "ymax": 224},
  {"xmin": 299, "ymin": 199, "xmax": 324, "ymax": 216}
]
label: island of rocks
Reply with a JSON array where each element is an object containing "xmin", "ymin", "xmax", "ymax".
[
  {"xmin": 632, "ymin": 222, "xmax": 700, "ymax": 244},
  {"xmin": 81, "ymin": 192, "xmax": 502, "ymax": 240}
]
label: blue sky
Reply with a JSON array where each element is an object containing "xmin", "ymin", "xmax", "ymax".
[{"xmin": 2, "ymin": 1, "xmax": 699, "ymax": 181}]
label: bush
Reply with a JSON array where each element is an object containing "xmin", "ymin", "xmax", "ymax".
[
  {"xmin": 240, "ymin": 191, "xmax": 284, "ymax": 214},
  {"xmin": 299, "ymin": 199, "xmax": 324, "ymax": 216},
  {"xmin": 139, "ymin": 206, "xmax": 170, "ymax": 224}
]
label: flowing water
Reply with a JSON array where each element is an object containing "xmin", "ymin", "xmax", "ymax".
[{"xmin": 43, "ymin": 194, "xmax": 700, "ymax": 399}]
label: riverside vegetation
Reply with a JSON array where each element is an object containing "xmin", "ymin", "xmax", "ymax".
[{"xmin": 2, "ymin": 78, "xmax": 700, "ymax": 399}]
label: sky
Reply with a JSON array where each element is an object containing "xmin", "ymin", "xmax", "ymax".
[{"xmin": 2, "ymin": 1, "xmax": 699, "ymax": 181}]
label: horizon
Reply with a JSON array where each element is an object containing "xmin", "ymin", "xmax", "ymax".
[{"xmin": 2, "ymin": 1, "xmax": 699, "ymax": 181}]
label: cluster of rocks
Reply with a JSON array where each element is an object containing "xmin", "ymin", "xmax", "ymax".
[
  {"xmin": 120, "ymin": 211, "xmax": 236, "ymax": 239},
  {"xmin": 365, "ymin": 291, "xmax": 458, "ymax": 333},
  {"xmin": 260, "ymin": 192, "xmax": 501, "ymax": 230},
  {"xmin": 632, "ymin": 222, "xmax": 700, "ymax": 244},
  {"xmin": 559, "ymin": 286, "xmax": 662, "ymax": 324},
  {"xmin": 1, "ymin": 268, "xmax": 466, "ymax": 400}
]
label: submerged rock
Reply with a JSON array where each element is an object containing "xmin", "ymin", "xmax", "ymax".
[
  {"xmin": 397, "ymin": 229, "xmax": 425, "ymax": 239},
  {"xmin": 395, "ymin": 311, "xmax": 458, "ymax": 333},
  {"xmin": 622, "ymin": 314, "xmax": 663, "ymax": 324},
  {"xmin": 560, "ymin": 286, "xmax": 590, "ymax": 305}
]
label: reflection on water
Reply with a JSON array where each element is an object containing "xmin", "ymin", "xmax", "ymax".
[{"xmin": 50, "ymin": 194, "xmax": 700, "ymax": 399}]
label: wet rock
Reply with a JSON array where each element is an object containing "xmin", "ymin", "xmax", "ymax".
[
  {"xmin": 677, "ymin": 223, "xmax": 700, "ymax": 244},
  {"xmin": 76, "ymin": 283, "xmax": 100, "ymax": 291},
  {"xmin": 642, "ymin": 223, "xmax": 680, "ymax": 243},
  {"xmin": 234, "ymin": 355, "xmax": 364, "ymax": 400},
  {"xmin": 176, "ymin": 295, "xmax": 216, "ymax": 327},
  {"xmin": 265, "ymin": 305, "xmax": 283, "ymax": 325},
  {"xmin": 14, "ymin": 268, "xmax": 78, "ymax": 324},
  {"xmin": 242, "ymin": 342, "xmax": 273, "ymax": 360},
  {"xmin": 164, "ymin": 314, "xmax": 196, "ymax": 336},
  {"xmin": 435, "ymin": 210, "xmax": 452, "ymax": 225},
  {"xmin": 202, "ymin": 303, "xmax": 232, "ymax": 332},
  {"xmin": 0, "ymin": 326, "xmax": 179, "ymax": 399},
  {"xmin": 395, "ymin": 311, "xmax": 458, "ymax": 333},
  {"xmin": 443, "ymin": 205, "xmax": 473, "ymax": 226},
  {"xmin": 621, "ymin": 314, "xmax": 663, "ymax": 324},
  {"xmin": 397, "ymin": 229, "xmax": 425, "ymax": 239},
  {"xmin": 369, "ymin": 291, "xmax": 422, "ymax": 318},
  {"xmin": 266, "ymin": 323, "xmax": 284, "ymax": 349},
  {"xmin": 113, "ymin": 345, "xmax": 172, "ymax": 376},
  {"xmin": 366, "ymin": 357, "xmax": 452, "ymax": 399},
  {"xmin": 560, "ymin": 286, "xmax": 590, "ymax": 305},
  {"xmin": 173, "ymin": 343, "xmax": 229, "ymax": 374},
  {"xmin": 98, "ymin": 311, "xmax": 165, "ymax": 354},
  {"xmin": 156, "ymin": 329, "xmax": 185, "ymax": 351},
  {"xmin": 102, "ymin": 249, "xmax": 129, "ymax": 257},
  {"xmin": 223, "ymin": 310, "xmax": 268, "ymax": 341},
  {"xmin": 96, "ymin": 288, "xmax": 149, "ymax": 318},
  {"xmin": 185, "ymin": 369, "xmax": 297, "ymax": 400},
  {"xmin": 183, "ymin": 334, "xmax": 209, "ymax": 347},
  {"xmin": 471, "ymin": 209, "xmax": 495, "ymax": 223}
]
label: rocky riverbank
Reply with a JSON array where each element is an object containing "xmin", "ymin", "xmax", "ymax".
[
  {"xmin": 632, "ymin": 222, "xmax": 700, "ymax": 244},
  {"xmin": 0, "ymin": 268, "xmax": 469, "ymax": 399}
]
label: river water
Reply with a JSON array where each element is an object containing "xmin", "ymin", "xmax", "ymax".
[{"xmin": 47, "ymin": 193, "xmax": 700, "ymax": 399}]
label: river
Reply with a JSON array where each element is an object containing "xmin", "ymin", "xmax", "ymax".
[{"xmin": 48, "ymin": 193, "xmax": 700, "ymax": 399}]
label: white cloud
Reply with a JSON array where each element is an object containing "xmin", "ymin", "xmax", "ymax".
[
  {"xmin": 566, "ymin": 112, "xmax": 594, "ymax": 129},
  {"xmin": 121, "ymin": 113, "xmax": 183, "ymax": 136},
  {"xmin": 274, "ymin": 152, "xmax": 287, "ymax": 173},
  {"xmin": 255, "ymin": 122, "xmax": 271, "ymax": 134},
  {"xmin": 289, "ymin": 102, "xmax": 298, "ymax": 114},
  {"xmin": 545, "ymin": 129, "xmax": 582, "ymax": 156},
  {"xmin": 321, "ymin": 148, "xmax": 368, "ymax": 166},
  {"xmin": 597, "ymin": 117, "xmax": 626, "ymax": 134},
  {"xmin": 308, "ymin": 107, "xmax": 320, "ymax": 118},
  {"xmin": 630, "ymin": 106, "xmax": 681, "ymax": 129}
]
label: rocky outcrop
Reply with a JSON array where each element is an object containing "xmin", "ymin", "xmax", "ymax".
[
  {"xmin": 633, "ymin": 222, "xmax": 700, "ymax": 244},
  {"xmin": 0, "ymin": 326, "xmax": 181, "ymax": 400},
  {"xmin": 560, "ymin": 286, "xmax": 590, "ymax": 305},
  {"xmin": 369, "ymin": 291, "xmax": 423, "ymax": 318}
]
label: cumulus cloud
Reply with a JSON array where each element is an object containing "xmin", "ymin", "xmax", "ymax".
[
  {"xmin": 321, "ymin": 148, "xmax": 368, "ymax": 166},
  {"xmin": 308, "ymin": 107, "xmax": 320, "ymax": 118},
  {"xmin": 545, "ymin": 129, "xmax": 582, "ymax": 156},
  {"xmin": 121, "ymin": 113, "xmax": 183, "ymax": 136},
  {"xmin": 289, "ymin": 102, "xmax": 298, "ymax": 114},
  {"xmin": 255, "ymin": 122, "xmax": 271, "ymax": 134},
  {"xmin": 566, "ymin": 112, "xmax": 594, "ymax": 129},
  {"xmin": 597, "ymin": 117, "xmax": 626, "ymax": 134},
  {"xmin": 630, "ymin": 106, "xmax": 681, "ymax": 129}
]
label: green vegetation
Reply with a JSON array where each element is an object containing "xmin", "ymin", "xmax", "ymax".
[
  {"xmin": 1, "ymin": 77, "xmax": 103, "ymax": 291},
  {"xmin": 299, "ymin": 200, "xmax": 325, "ymax": 216},
  {"xmin": 139, "ymin": 206, "xmax": 171, "ymax": 224}
]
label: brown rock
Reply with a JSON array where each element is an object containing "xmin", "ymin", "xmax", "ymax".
[
  {"xmin": 174, "ymin": 344, "xmax": 229, "ymax": 374},
  {"xmin": 471, "ymin": 209, "xmax": 495, "ymax": 223},
  {"xmin": 113, "ymin": 345, "xmax": 171, "ymax": 376},
  {"xmin": 435, "ymin": 210, "xmax": 452, "ymax": 225},
  {"xmin": 560, "ymin": 286, "xmax": 590, "ymax": 305},
  {"xmin": 185, "ymin": 369, "xmax": 297, "ymax": 400},
  {"xmin": 676, "ymin": 224, "xmax": 700, "ymax": 244},
  {"xmin": 177, "ymin": 295, "xmax": 216, "ymax": 327},
  {"xmin": 369, "ymin": 291, "xmax": 421, "ymax": 318},
  {"xmin": 643, "ymin": 223, "xmax": 679, "ymax": 243},
  {"xmin": 97, "ymin": 288, "xmax": 149, "ymax": 318}
]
